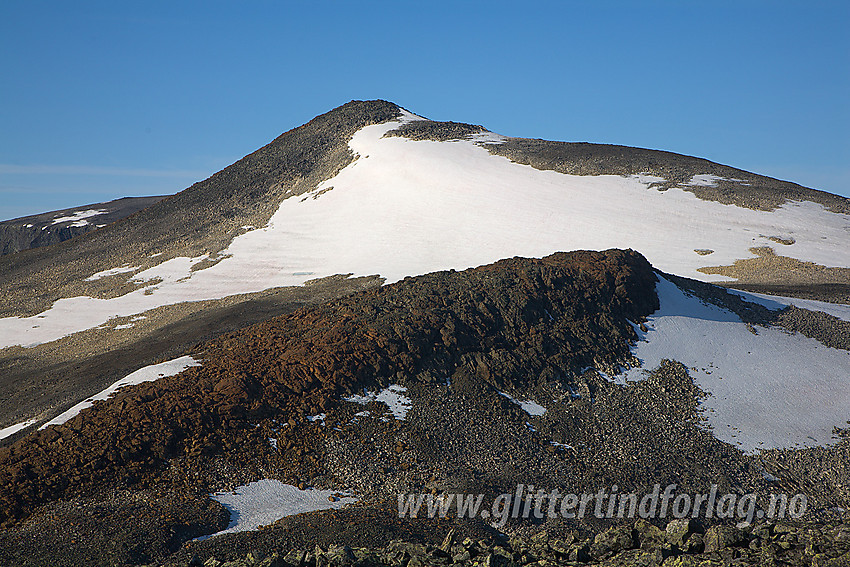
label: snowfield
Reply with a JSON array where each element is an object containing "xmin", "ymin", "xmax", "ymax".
[
  {"xmin": 623, "ymin": 278, "xmax": 850, "ymax": 453},
  {"xmin": 201, "ymin": 479, "xmax": 357, "ymax": 539},
  {"xmin": 50, "ymin": 208, "xmax": 108, "ymax": 226},
  {"xmin": 0, "ymin": 112, "xmax": 848, "ymax": 349},
  {"xmin": 343, "ymin": 384, "xmax": 413, "ymax": 420},
  {"xmin": 499, "ymin": 391, "xmax": 547, "ymax": 416}
]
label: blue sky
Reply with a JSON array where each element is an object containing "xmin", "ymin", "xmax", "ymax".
[{"xmin": 1, "ymin": 1, "xmax": 848, "ymax": 220}]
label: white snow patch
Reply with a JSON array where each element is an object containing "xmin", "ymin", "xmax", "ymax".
[
  {"xmin": 131, "ymin": 254, "xmax": 208, "ymax": 284},
  {"xmin": 39, "ymin": 356, "xmax": 201, "ymax": 429},
  {"xmin": 51, "ymin": 209, "xmax": 107, "ymax": 225},
  {"xmin": 343, "ymin": 385, "xmax": 412, "ymax": 420},
  {"xmin": 630, "ymin": 174, "xmax": 666, "ymax": 185},
  {"xmin": 0, "ymin": 418, "xmax": 38, "ymax": 441},
  {"xmin": 113, "ymin": 323, "xmax": 134, "ymax": 330},
  {"xmin": 468, "ymin": 130, "xmax": 507, "ymax": 145},
  {"xmin": 2, "ymin": 117, "xmax": 849, "ymax": 349},
  {"xmin": 306, "ymin": 413, "xmax": 326, "ymax": 426},
  {"xmin": 130, "ymin": 315, "xmax": 147, "ymax": 321},
  {"xmin": 499, "ymin": 392, "xmax": 547, "ymax": 416},
  {"xmin": 85, "ymin": 265, "xmax": 141, "ymax": 281},
  {"xmin": 24, "ymin": 223, "xmax": 33, "ymax": 228},
  {"xmin": 202, "ymin": 479, "xmax": 357, "ymax": 539},
  {"xmin": 269, "ymin": 438, "xmax": 278, "ymax": 450},
  {"xmin": 624, "ymin": 277, "xmax": 850, "ymax": 453},
  {"xmin": 683, "ymin": 174, "xmax": 726, "ymax": 187}
]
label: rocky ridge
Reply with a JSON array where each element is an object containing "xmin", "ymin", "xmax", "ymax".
[
  {"xmin": 157, "ymin": 519, "xmax": 850, "ymax": 567},
  {"xmin": 0, "ymin": 196, "xmax": 167, "ymax": 256}
]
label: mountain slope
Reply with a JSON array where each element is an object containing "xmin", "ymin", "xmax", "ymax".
[{"xmin": 1, "ymin": 99, "xmax": 848, "ymax": 458}]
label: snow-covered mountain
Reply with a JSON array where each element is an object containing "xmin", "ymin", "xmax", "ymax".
[
  {"xmin": 1, "ymin": 100, "xmax": 847, "ymax": 434},
  {"xmin": 0, "ymin": 100, "xmax": 848, "ymax": 565}
]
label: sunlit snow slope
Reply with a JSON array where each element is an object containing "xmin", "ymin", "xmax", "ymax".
[
  {"xmin": 0, "ymin": 111, "xmax": 848, "ymax": 350},
  {"xmin": 624, "ymin": 278, "xmax": 850, "ymax": 453}
]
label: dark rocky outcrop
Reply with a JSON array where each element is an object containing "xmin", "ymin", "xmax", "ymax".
[{"xmin": 0, "ymin": 249, "xmax": 657, "ymax": 528}]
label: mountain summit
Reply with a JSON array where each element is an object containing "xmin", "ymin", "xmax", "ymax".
[{"xmin": 0, "ymin": 101, "xmax": 848, "ymax": 566}]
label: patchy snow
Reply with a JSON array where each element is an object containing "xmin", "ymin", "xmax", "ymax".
[
  {"xmin": 24, "ymin": 223, "xmax": 33, "ymax": 228},
  {"xmin": 113, "ymin": 323, "xmax": 134, "ymax": 330},
  {"xmin": 467, "ymin": 130, "xmax": 507, "ymax": 145},
  {"xmin": 499, "ymin": 392, "xmax": 547, "ymax": 416},
  {"xmin": 624, "ymin": 277, "xmax": 850, "ymax": 453},
  {"xmin": 629, "ymin": 174, "xmax": 666, "ymax": 185},
  {"xmin": 268, "ymin": 438, "xmax": 278, "ymax": 450},
  {"xmin": 131, "ymin": 254, "xmax": 208, "ymax": 284},
  {"xmin": 306, "ymin": 413, "xmax": 326, "ymax": 426},
  {"xmin": 0, "ymin": 418, "xmax": 38, "ymax": 441},
  {"xmin": 683, "ymin": 174, "xmax": 725, "ymax": 187},
  {"xmin": 2, "ymin": 113, "xmax": 849, "ymax": 349},
  {"xmin": 343, "ymin": 385, "xmax": 412, "ymax": 420},
  {"xmin": 202, "ymin": 479, "xmax": 357, "ymax": 539},
  {"xmin": 39, "ymin": 356, "xmax": 201, "ymax": 429},
  {"xmin": 51, "ymin": 209, "xmax": 107, "ymax": 225},
  {"xmin": 85, "ymin": 265, "xmax": 141, "ymax": 281}
]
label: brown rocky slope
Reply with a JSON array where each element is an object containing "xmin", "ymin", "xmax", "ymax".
[{"xmin": 0, "ymin": 249, "xmax": 657, "ymax": 528}]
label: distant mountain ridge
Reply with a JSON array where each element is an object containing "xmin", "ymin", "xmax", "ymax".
[{"xmin": 0, "ymin": 196, "xmax": 167, "ymax": 255}]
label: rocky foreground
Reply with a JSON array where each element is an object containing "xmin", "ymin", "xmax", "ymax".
[
  {"xmin": 161, "ymin": 519, "xmax": 850, "ymax": 567},
  {"xmin": 0, "ymin": 248, "xmax": 847, "ymax": 566}
]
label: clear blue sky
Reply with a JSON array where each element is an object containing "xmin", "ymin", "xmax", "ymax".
[{"xmin": 1, "ymin": 1, "xmax": 848, "ymax": 220}]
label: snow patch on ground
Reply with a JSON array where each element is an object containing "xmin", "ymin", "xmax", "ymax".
[
  {"xmin": 39, "ymin": 356, "xmax": 201, "ymax": 430},
  {"xmin": 499, "ymin": 392, "xmax": 547, "ymax": 416},
  {"xmin": 131, "ymin": 255, "xmax": 208, "ymax": 285},
  {"xmin": 624, "ymin": 277, "xmax": 850, "ymax": 453},
  {"xmin": 0, "ymin": 418, "xmax": 38, "ymax": 441},
  {"xmin": 2, "ymin": 114, "xmax": 849, "ymax": 349},
  {"xmin": 202, "ymin": 479, "xmax": 357, "ymax": 539},
  {"xmin": 306, "ymin": 413, "xmax": 326, "ymax": 426},
  {"xmin": 343, "ymin": 385, "xmax": 412, "ymax": 420},
  {"xmin": 683, "ymin": 174, "xmax": 726, "ymax": 187},
  {"xmin": 467, "ymin": 130, "xmax": 507, "ymax": 145},
  {"xmin": 51, "ymin": 209, "xmax": 107, "ymax": 225},
  {"xmin": 85, "ymin": 265, "xmax": 141, "ymax": 281}
]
